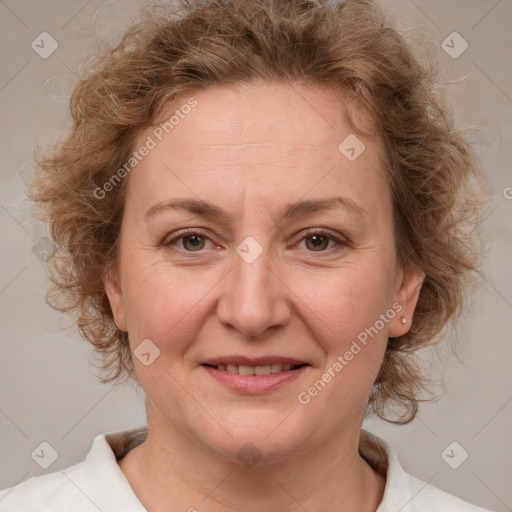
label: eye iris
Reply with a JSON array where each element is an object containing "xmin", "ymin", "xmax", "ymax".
[
  {"xmin": 306, "ymin": 234, "xmax": 329, "ymax": 251},
  {"xmin": 183, "ymin": 234, "xmax": 205, "ymax": 251}
]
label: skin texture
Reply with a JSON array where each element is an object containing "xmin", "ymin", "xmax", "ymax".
[{"xmin": 105, "ymin": 82, "xmax": 425, "ymax": 511}]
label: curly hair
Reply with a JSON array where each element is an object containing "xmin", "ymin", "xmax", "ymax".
[{"xmin": 30, "ymin": 0, "xmax": 490, "ymax": 423}]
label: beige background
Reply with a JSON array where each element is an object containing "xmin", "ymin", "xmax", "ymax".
[{"xmin": 0, "ymin": 0, "xmax": 511, "ymax": 510}]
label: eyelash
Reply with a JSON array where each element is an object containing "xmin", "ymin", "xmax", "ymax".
[{"xmin": 163, "ymin": 228, "xmax": 348, "ymax": 255}]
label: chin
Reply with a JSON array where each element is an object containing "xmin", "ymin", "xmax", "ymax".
[{"xmin": 194, "ymin": 410, "xmax": 309, "ymax": 466}]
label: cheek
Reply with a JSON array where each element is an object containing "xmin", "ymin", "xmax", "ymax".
[
  {"xmin": 120, "ymin": 254, "xmax": 221, "ymax": 353},
  {"xmin": 296, "ymin": 259, "xmax": 394, "ymax": 341},
  {"xmin": 294, "ymin": 268, "xmax": 392, "ymax": 413}
]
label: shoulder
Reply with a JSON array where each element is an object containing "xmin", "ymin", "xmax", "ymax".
[
  {"xmin": 359, "ymin": 429, "xmax": 496, "ymax": 512},
  {"xmin": 400, "ymin": 471, "xmax": 495, "ymax": 512},
  {"xmin": 0, "ymin": 460, "xmax": 93, "ymax": 512},
  {"xmin": 0, "ymin": 427, "xmax": 147, "ymax": 512}
]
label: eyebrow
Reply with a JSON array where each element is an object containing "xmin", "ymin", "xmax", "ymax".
[{"xmin": 144, "ymin": 196, "xmax": 367, "ymax": 222}]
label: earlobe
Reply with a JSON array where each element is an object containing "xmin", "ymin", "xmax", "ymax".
[
  {"xmin": 388, "ymin": 262, "xmax": 425, "ymax": 338},
  {"xmin": 104, "ymin": 263, "xmax": 127, "ymax": 332}
]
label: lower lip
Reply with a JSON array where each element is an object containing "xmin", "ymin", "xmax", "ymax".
[{"xmin": 200, "ymin": 365, "xmax": 309, "ymax": 394}]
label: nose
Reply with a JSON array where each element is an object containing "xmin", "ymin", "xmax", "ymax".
[{"xmin": 215, "ymin": 245, "xmax": 291, "ymax": 339}]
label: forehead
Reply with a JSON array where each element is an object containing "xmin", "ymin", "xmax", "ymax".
[
  {"xmin": 149, "ymin": 82, "xmax": 372, "ymax": 154},
  {"xmin": 127, "ymin": 82, "xmax": 388, "ymax": 217}
]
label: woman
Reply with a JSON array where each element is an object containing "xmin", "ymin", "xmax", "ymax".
[{"xmin": 0, "ymin": 0, "xmax": 494, "ymax": 510}]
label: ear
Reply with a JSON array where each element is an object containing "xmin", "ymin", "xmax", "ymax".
[
  {"xmin": 104, "ymin": 261, "xmax": 127, "ymax": 332},
  {"xmin": 388, "ymin": 261, "xmax": 425, "ymax": 337}
]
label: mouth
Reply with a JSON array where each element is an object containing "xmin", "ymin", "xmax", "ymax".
[
  {"xmin": 199, "ymin": 357, "xmax": 310, "ymax": 394},
  {"xmin": 201, "ymin": 362, "xmax": 307, "ymax": 375}
]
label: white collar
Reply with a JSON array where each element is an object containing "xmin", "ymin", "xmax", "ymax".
[
  {"xmin": 0, "ymin": 425, "xmax": 490, "ymax": 510},
  {"xmin": 83, "ymin": 426, "xmax": 410, "ymax": 511}
]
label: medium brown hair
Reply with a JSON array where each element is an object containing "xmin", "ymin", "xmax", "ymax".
[{"xmin": 30, "ymin": 0, "xmax": 490, "ymax": 423}]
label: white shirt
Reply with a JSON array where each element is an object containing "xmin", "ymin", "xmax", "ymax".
[{"xmin": 0, "ymin": 427, "xmax": 495, "ymax": 511}]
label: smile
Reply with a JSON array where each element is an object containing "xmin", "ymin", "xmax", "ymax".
[
  {"xmin": 203, "ymin": 363, "xmax": 306, "ymax": 375},
  {"xmin": 199, "ymin": 357, "xmax": 310, "ymax": 394}
]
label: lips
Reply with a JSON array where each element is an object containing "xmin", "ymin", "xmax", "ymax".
[
  {"xmin": 200, "ymin": 361, "xmax": 309, "ymax": 394},
  {"xmin": 201, "ymin": 356, "xmax": 308, "ymax": 366},
  {"xmin": 201, "ymin": 356, "xmax": 309, "ymax": 375},
  {"xmin": 204, "ymin": 362, "xmax": 305, "ymax": 375}
]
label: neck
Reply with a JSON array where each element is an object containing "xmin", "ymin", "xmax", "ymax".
[{"xmin": 119, "ymin": 411, "xmax": 386, "ymax": 512}]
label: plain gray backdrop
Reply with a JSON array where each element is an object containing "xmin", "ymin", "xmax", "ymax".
[{"xmin": 0, "ymin": 1, "xmax": 511, "ymax": 510}]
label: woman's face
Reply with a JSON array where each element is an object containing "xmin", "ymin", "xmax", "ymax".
[{"xmin": 106, "ymin": 82, "xmax": 424, "ymax": 462}]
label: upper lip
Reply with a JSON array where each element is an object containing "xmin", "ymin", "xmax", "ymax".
[{"xmin": 201, "ymin": 356, "xmax": 309, "ymax": 366}]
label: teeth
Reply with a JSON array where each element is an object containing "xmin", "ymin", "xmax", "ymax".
[
  {"xmin": 254, "ymin": 365, "xmax": 271, "ymax": 375},
  {"xmin": 214, "ymin": 363, "xmax": 300, "ymax": 374},
  {"xmin": 238, "ymin": 365, "xmax": 254, "ymax": 376},
  {"xmin": 227, "ymin": 364, "xmax": 238, "ymax": 374},
  {"xmin": 271, "ymin": 363, "xmax": 282, "ymax": 373}
]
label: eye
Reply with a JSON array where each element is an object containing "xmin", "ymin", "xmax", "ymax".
[
  {"xmin": 164, "ymin": 230, "xmax": 213, "ymax": 252},
  {"xmin": 163, "ymin": 228, "xmax": 348, "ymax": 254},
  {"xmin": 298, "ymin": 229, "xmax": 347, "ymax": 253}
]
